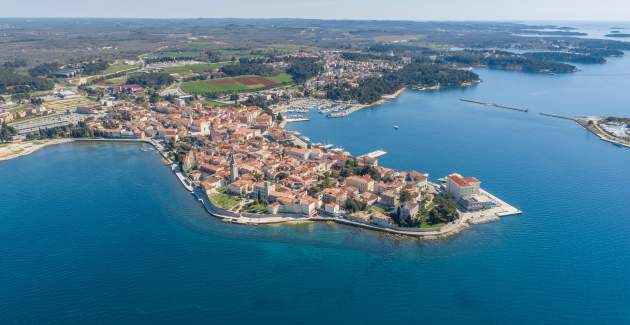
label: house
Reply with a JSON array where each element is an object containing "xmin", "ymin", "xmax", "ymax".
[
  {"xmin": 370, "ymin": 212, "xmax": 392, "ymax": 227},
  {"xmin": 348, "ymin": 211, "xmax": 371, "ymax": 224},
  {"xmin": 228, "ymin": 179, "xmax": 253, "ymax": 196},
  {"xmin": 358, "ymin": 192, "xmax": 379, "ymax": 206},
  {"xmin": 346, "ymin": 175, "xmax": 375, "ymax": 193},
  {"xmin": 202, "ymin": 176, "xmax": 224, "ymax": 194},
  {"xmin": 379, "ymin": 190, "xmax": 400, "ymax": 208},
  {"xmin": 322, "ymin": 187, "xmax": 348, "ymax": 205},
  {"xmin": 114, "ymin": 84, "xmax": 144, "ymax": 94},
  {"xmin": 270, "ymin": 196, "xmax": 317, "ymax": 216},
  {"xmin": 190, "ymin": 119, "xmax": 211, "ymax": 135},
  {"xmin": 408, "ymin": 170, "xmax": 429, "ymax": 188},
  {"xmin": 324, "ymin": 203, "xmax": 341, "ymax": 216},
  {"xmin": 400, "ymin": 202, "xmax": 420, "ymax": 221},
  {"xmin": 287, "ymin": 147, "xmax": 310, "ymax": 160}
]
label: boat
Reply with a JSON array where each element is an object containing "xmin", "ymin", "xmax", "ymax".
[{"xmin": 393, "ymin": 125, "xmax": 399, "ymax": 130}]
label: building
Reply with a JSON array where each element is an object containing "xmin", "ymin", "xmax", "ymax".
[
  {"xmin": 228, "ymin": 153, "xmax": 239, "ymax": 182},
  {"xmin": 446, "ymin": 173, "xmax": 480, "ymax": 200},
  {"xmin": 228, "ymin": 179, "xmax": 252, "ymax": 196},
  {"xmin": 346, "ymin": 175, "xmax": 375, "ymax": 193},
  {"xmin": 48, "ymin": 69, "xmax": 81, "ymax": 78},
  {"xmin": 370, "ymin": 212, "xmax": 392, "ymax": 227},
  {"xmin": 400, "ymin": 202, "xmax": 420, "ymax": 221},
  {"xmin": 324, "ymin": 203, "xmax": 341, "ymax": 216}
]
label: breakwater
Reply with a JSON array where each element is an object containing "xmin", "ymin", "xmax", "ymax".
[{"xmin": 460, "ymin": 98, "xmax": 529, "ymax": 112}]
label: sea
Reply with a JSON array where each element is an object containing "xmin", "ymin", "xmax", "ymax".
[{"xmin": 2, "ymin": 23, "xmax": 630, "ymax": 324}]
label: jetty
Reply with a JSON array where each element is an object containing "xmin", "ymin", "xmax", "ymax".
[
  {"xmin": 539, "ymin": 112, "xmax": 578, "ymax": 121},
  {"xmin": 358, "ymin": 150, "xmax": 387, "ymax": 159},
  {"xmin": 460, "ymin": 99, "xmax": 528, "ymax": 113}
]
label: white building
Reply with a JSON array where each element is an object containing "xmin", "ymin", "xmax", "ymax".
[{"xmin": 446, "ymin": 173, "xmax": 480, "ymax": 200}]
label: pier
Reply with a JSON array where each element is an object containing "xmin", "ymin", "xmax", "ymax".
[
  {"xmin": 460, "ymin": 98, "xmax": 528, "ymax": 113},
  {"xmin": 358, "ymin": 150, "xmax": 387, "ymax": 159}
]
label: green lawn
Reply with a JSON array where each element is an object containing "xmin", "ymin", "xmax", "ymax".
[
  {"xmin": 369, "ymin": 206, "xmax": 388, "ymax": 214},
  {"xmin": 106, "ymin": 76, "xmax": 129, "ymax": 85},
  {"xmin": 209, "ymin": 193, "xmax": 240, "ymax": 211},
  {"xmin": 245, "ymin": 201, "xmax": 268, "ymax": 213},
  {"xmin": 200, "ymin": 100, "xmax": 227, "ymax": 107},
  {"xmin": 420, "ymin": 222, "xmax": 446, "ymax": 229},
  {"xmin": 267, "ymin": 73, "xmax": 293, "ymax": 84},
  {"xmin": 182, "ymin": 80, "xmax": 252, "ymax": 95},
  {"xmin": 181, "ymin": 73, "xmax": 292, "ymax": 96}
]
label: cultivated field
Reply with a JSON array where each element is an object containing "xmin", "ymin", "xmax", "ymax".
[{"xmin": 181, "ymin": 73, "xmax": 292, "ymax": 95}]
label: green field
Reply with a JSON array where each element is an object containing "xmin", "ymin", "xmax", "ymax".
[
  {"xmin": 209, "ymin": 193, "xmax": 240, "ymax": 211},
  {"xmin": 267, "ymin": 73, "xmax": 293, "ymax": 83},
  {"xmin": 162, "ymin": 62, "xmax": 229, "ymax": 74},
  {"xmin": 181, "ymin": 73, "xmax": 293, "ymax": 96},
  {"xmin": 194, "ymin": 99, "xmax": 227, "ymax": 107}
]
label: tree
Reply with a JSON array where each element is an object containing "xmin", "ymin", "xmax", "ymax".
[
  {"xmin": 127, "ymin": 72, "xmax": 175, "ymax": 89},
  {"xmin": 3, "ymin": 59, "xmax": 27, "ymax": 68},
  {"xmin": 0, "ymin": 123, "xmax": 17, "ymax": 143},
  {"xmin": 400, "ymin": 190, "xmax": 412, "ymax": 203},
  {"xmin": 230, "ymin": 93, "xmax": 239, "ymax": 105},
  {"xmin": 287, "ymin": 58, "xmax": 323, "ymax": 84},
  {"xmin": 28, "ymin": 63, "xmax": 60, "ymax": 77},
  {"xmin": 207, "ymin": 50, "xmax": 221, "ymax": 62}
]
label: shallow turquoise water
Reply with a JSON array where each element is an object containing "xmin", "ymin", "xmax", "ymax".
[{"xmin": 3, "ymin": 53, "xmax": 630, "ymax": 324}]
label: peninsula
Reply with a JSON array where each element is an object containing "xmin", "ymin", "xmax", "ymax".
[
  {"xmin": 12, "ymin": 19, "xmax": 630, "ymax": 238},
  {"xmin": 0, "ymin": 97, "xmax": 521, "ymax": 238}
]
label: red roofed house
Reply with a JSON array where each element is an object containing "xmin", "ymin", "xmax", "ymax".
[{"xmin": 346, "ymin": 175, "xmax": 375, "ymax": 193}]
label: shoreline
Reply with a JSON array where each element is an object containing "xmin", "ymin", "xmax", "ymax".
[{"xmin": 0, "ymin": 139, "xmax": 75, "ymax": 161}]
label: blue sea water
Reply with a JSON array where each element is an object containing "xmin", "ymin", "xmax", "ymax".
[{"xmin": 3, "ymin": 33, "xmax": 630, "ymax": 325}]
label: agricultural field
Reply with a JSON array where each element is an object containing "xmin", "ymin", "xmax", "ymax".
[
  {"xmin": 181, "ymin": 73, "xmax": 293, "ymax": 95},
  {"xmin": 43, "ymin": 97, "xmax": 96, "ymax": 112}
]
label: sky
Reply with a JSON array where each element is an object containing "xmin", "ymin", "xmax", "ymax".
[{"xmin": 3, "ymin": 0, "xmax": 630, "ymax": 21}]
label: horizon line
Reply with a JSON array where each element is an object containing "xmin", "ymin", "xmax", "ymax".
[{"xmin": 0, "ymin": 17, "xmax": 629, "ymax": 23}]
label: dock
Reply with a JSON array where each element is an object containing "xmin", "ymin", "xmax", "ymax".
[
  {"xmin": 283, "ymin": 117, "xmax": 310, "ymax": 123},
  {"xmin": 358, "ymin": 150, "xmax": 387, "ymax": 159},
  {"xmin": 460, "ymin": 99, "xmax": 528, "ymax": 113}
]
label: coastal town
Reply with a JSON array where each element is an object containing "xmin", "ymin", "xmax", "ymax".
[
  {"xmin": 1, "ymin": 92, "xmax": 520, "ymax": 237},
  {"xmin": 13, "ymin": 20, "xmax": 630, "ymax": 237}
]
